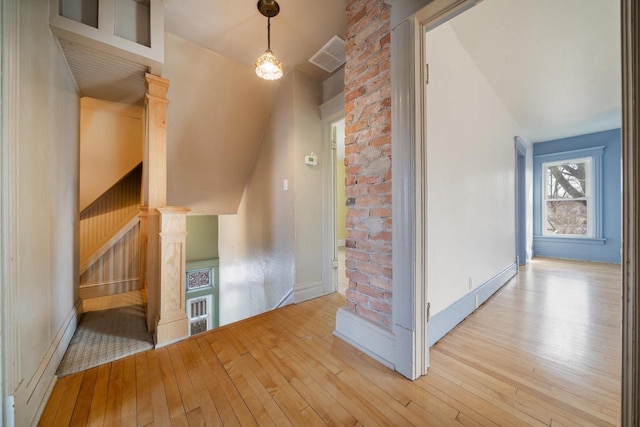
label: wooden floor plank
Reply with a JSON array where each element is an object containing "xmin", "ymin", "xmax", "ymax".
[
  {"xmin": 87, "ymin": 363, "xmax": 111, "ymax": 426},
  {"xmin": 103, "ymin": 359, "xmax": 124, "ymax": 426},
  {"xmin": 209, "ymin": 331, "xmax": 292, "ymax": 427},
  {"xmin": 69, "ymin": 367, "xmax": 99, "ymax": 426},
  {"xmin": 51, "ymin": 372, "xmax": 84, "ymax": 426},
  {"xmin": 134, "ymin": 351, "xmax": 153, "ymax": 427},
  {"xmin": 146, "ymin": 349, "xmax": 171, "ymax": 427},
  {"xmin": 39, "ymin": 376, "xmax": 69, "ymax": 426},
  {"xmin": 38, "ymin": 372, "xmax": 79, "ymax": 427},
  {"xmin": 167, "ymin": 346, "xmax": 199, "ymax": 414},
  {"xmin": 240, "ymin": 322, "xmax": 357, "ymax": 426},
  {"xmin": 120, "ymin": 356, "xmax": 137, "ymax": 426},
  {"xmin": 186, "ymin": 407, "xmax": 206, "ymax": 427},
  {"xmin": 176, "ymin": 341, "xmax": 228, "ymax": 427},
  {"xmin": 39, "ymin": 258, "xmax": 621, "ymax": 426},
  {"xmin": 157, "ymin": 347, "xmax": 189, "ymax": 427},
  {"xmin": 192, "ymin": 336, "xmax": 255, "ymax": 426}
]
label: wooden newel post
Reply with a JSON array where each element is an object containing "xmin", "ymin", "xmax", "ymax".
[
  {"xmin": 143, "ymin": 73, "xmax": 169, "ymax": 334},
  {"xmin": 155, "ymin": 206, "xmax": 190, "ymax": 346}
]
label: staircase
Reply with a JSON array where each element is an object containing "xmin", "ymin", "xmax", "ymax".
[{"xmin": 79, "ymin": 164, "xmax": 143, "ymax": 301}]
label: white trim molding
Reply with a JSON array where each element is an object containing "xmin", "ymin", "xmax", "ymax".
[
  {"xmin": 274, "ymin": 287, "xmax": 295, "ymax": 309},
  {"xmin": 294, "ymin": 281, "xmax": 324, "ymax": 304},
  {"xmin": 334, "ymin": 308, "xmax": 396, "ymax": 369},
  {"xmin": 390, "ymin": 15, "xmax": 427, "ymax": 380},
  {"xmin": 427, "ymin": 263, "xmax": 518, "ymax": 347},
  {"xmin": 21, "ymin": 299, "xmax": 82, "ymax": 426},
  {"xmin": 621, "ymin": 0, "xmax": 640, "ymax": 424},
  {"xmin": 320, "ymin": 93, "xmax": 345, "ymax": 297},
  {"xmin": 387, "ymin": 0, "xmax": 481, "ymax": 381},
  {"xmin": 1, "ymin": 0, "xmax": 20, "ymax": 425}
]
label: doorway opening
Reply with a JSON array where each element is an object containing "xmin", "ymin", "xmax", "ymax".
[
  {"xmin": 421, "ymin": 0, "xmax": 622, "ymax": 421},
  {"xmin": 332, "ymin": 118, "xmax": 348, "ymax": 295}
]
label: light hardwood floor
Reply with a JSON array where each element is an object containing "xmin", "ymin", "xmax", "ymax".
[{"xmin": 40, "ymin": 258, "xmax": 621, "ymax": 426}]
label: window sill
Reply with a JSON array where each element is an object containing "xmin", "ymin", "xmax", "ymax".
[{"xmin": 534, "ymin": 235, "xmax": 606, "ymax": 245}]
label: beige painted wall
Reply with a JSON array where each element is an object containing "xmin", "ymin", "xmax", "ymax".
[
  {"xmin": 11, "ymin": 1, "xmax": 80, "ymax": 424},
  {"xmin": 218, "ymin": 73, "xmax": 295, "ymax": 325},
  {"xmin": 79, "ymin": 97, "xmax": 143, "ymax": 211},
  {"xmin": 323, "ymin": 67, "xmax": 345, "ymax": 102},
  {"xmin": 163, "ymin": 33, "xmax": 279, "ymax": 215},
  {"xmin": 293, "ymin": 71, "xmax": 324, "ymax": 288},
  {"xmin": 186, "ymin": 215, "xmax": 219, "ymax": 262},
  {"xmin": 218, "ymin": 70, "xmax": 325, "ymax": 324},
  {"xmin": 218, "ymin": 71, "xmax": 296, "ymax": 325}
]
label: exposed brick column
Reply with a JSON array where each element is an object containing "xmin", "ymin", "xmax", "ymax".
[{"xmin": 344, "ymin": 0, "xmax": 393, "ymax": 329}]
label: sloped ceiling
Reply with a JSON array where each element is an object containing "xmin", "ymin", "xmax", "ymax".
[
  {"xmin": 447, "ymin": 0, "xmax": 621, "ymax": 142},
  {"xmin": 162, "ymin": 0, "xmax": 620, "ymax": 214},
  {"xmin": 164, "ymin": 0, "xmax": 347, "ymax": 81},
  {"xmin": 163, "ymin": 0, "xmax": 620, "ymax": 147},
  {"xmin": 162, "ymin": 1, "xmax": 347, "ymax": 214},
  {"xmin": 164, "ymin": 33, "xmax": 279, "ymax": 214}
]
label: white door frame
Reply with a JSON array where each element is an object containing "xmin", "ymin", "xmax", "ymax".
[
  {"xmin": 387, "ymin": 0, "xmax": 481, "ymax": 381},
  {"xmin": 387, "ymin": 0, "xmax": 639, "ymax": 422},
  {"xmin": 320, "ymin": 93, "xmax": 345, "ymax": 296},
  {"xmin": 1, "ymin": 0, "xmax": 20, "ymax": 424},
  {"xmin": 620, "ymin": 0, "xmax": 639, "ymax": 423}
]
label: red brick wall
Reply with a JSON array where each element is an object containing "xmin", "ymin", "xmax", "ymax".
[{"xmin": 344, "ymin": 0, "xmax": 392, "ymax": 329}]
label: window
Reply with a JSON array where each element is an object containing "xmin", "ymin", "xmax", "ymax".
[{"xmin": 542, "ymin": 158, "xmax": 592, "ymax": 237}]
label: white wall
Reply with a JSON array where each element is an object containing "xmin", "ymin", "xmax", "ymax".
[
  {"xmin": 293, "ymin": 71, "xmax": 324, "ymax": 297},
  {"xmin": 426, "ymin": 23, "xmax": 520, "ymax": 315},
  {"xmin": 163, "ymin": 33, "xmax": 279, "ymax": 215},
  {"xmin": 218, "ymin": 71, "xmax": 296, "ymax": 325},
  {"xmin": 10, "ymin": 1, "xmax": 80, "ymax": 424},
  {"xmin": 218, "ymin": 70, "xmax": 325, "ymax": 325}
]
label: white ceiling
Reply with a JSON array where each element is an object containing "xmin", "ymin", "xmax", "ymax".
[
  {"xmin": 446, "ymin": 0, "xmax": 621, "ymax": 143},
  {"xmin": 164, "ymin": 0, "xmax": 347, "ymax": 81},
  {"xmin": 163, "ymin": 0, "xmax": 621, "ymax": 142}
]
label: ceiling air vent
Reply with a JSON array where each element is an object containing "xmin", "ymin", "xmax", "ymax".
[{"xmin": 309, "ymin": 35, "xmax": 345, "ymax": 73}]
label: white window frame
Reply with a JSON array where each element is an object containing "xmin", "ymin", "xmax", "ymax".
[{"xmin": 541, "ymin": 157, "xmax": 593, "ymax": 238}]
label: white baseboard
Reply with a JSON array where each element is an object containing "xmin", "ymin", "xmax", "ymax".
[
  {"xmin": 273, "ymin": 287, "xmax": 295, "ymax": 309},
  {"xmin": 294, "ymin": 280, "xmax": 325, "ymax": 303},
  {"xmin": 153, "ymin": 334, "xmax": 189, "ymax": 349},
  {"xmin": 334, "ymin": 308, "xmax": 396, "ymax": 369},
  {"xmin": 427, "ymin": 263, "xmax": 518, "ymax": 348},
  {"xmin": 26, "ymin": 298, "xmax": 82, "ymax": 426}
]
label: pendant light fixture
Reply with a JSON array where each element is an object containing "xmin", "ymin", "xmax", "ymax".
[{"xmin": 255, "ymin": 0, "xmax": 283, "ymax": 80}]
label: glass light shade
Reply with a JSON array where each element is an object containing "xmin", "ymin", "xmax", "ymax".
[{"xmin": 255, "ymin": 49, "xmax": 283, "ymax": 80}]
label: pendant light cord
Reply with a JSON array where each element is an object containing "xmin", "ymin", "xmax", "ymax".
[{"xmin": 267, "ymin": 16, "xmax": 271, "ymax": 50}]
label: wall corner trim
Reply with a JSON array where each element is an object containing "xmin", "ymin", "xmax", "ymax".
[
  {"xmin": 293, "ymin": 281, "xmax": 324, "ymax": 304},
  {"xmin": 273, "ymin": 287, "xmax": 295, "ymax": 309},
  {"xmin": 427, "ymin": 262, "xmax": 518, "ymax": 348},
  {"xmin": 334, "ymin": 308, "xmax": 396, "ymax": 369}
]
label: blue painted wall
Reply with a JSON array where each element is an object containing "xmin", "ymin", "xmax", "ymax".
[{"xmin": 533, "ymin": 129, "xmax": 621, "ymax": 263}]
